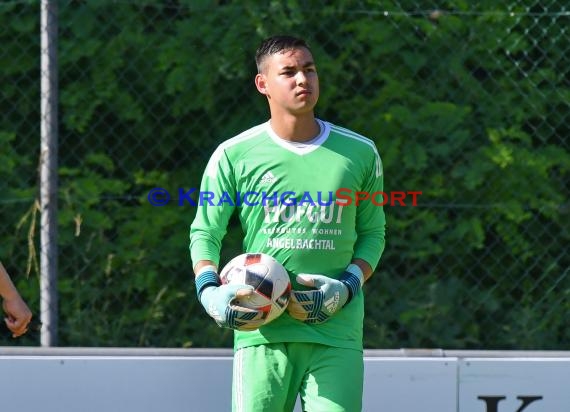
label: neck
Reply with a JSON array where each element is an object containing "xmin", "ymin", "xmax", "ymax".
[{"xmin": 269, "ymin": 112, "xmax": 320, "ymax": 142}]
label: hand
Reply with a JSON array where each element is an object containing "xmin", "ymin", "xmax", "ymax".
[
  {"xmin": 287, "ymin": 274, "xmax": 348, "ymax": 324},
  {"xmin": 287, "ymin": 264, "xmax": 364, "ymax": 325},
  {"xmin": 199, "ymin": 284, "xmax": 266, "ymax": 331},
  {"xmin": 2, "ymin": 295, "xmax": 32, "ymax": 338},
  {"xmin": 195, "ymin": 266, "xmax": 266, "ymax": 331}
]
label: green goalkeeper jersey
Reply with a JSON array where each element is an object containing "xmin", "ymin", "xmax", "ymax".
[{"xmin": 190, "ymin": 119, "xmax": 386, "ymax": 351}]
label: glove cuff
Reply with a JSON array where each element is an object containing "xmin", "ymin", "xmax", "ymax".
[
  {"xmin": 339, "ymin": 263, "xmax": 364, "ymax": 306},
  {"xmin": 195, "ymin": 265, "xmax": 220, "ymax": 300}
]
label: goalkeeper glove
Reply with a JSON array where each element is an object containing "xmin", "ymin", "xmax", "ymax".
[
  {"xmin": 195, "ymin": 265, "xmax": 266, "ymax": 331},
  {"xmin": 287, "ymin": 264, "xmax": 364, "ymax": 324}
]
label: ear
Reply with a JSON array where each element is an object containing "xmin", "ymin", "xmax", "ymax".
[{"xmin": 255, "ymin": 73, "xmax": 268, "ymax": 95}]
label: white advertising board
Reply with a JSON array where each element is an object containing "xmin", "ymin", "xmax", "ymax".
[
  {"xmin": 0, "ymin": 350, "xmax": 568, "ymax": 412},
  {"xmin": 459, "ymin": 358, "xmax": 570, "ymax": 412},
  {"xmin": 0, "ymin": 356, "xmax": 232, "ymax": 412},
  {"xmin": 0, "ymin": 354, "xmax": 456, "ymax": 412},
  {"xmin": 363, "ymin": 357, "xmax": 457, "ymax": 411}
]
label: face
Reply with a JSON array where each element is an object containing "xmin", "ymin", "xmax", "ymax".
[{"xmin": 255, "ymin": 47, "xmax": 319, "ymax": 116}]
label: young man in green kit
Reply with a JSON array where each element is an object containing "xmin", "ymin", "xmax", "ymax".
[{"xmin": 190, "ymin": 35, "xmax": 386, "ymax": 412}]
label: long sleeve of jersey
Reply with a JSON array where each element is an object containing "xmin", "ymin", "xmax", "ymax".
[
  {"xmin": 189, "ymin": 146, "xmax": 236, "ymax": 268},
  {"xmin": 353, "ymin": 153, "xmax": 386, "ymax": 270}
]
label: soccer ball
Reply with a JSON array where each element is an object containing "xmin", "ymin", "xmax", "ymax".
[{"xmin": 219, "ymin": 252, "xmax": 291, "ymax": 327}]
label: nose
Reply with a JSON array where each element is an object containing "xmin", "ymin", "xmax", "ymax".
[{"xmin": 295, "ymin": 71, "xmax": 308, "ymax": 86}]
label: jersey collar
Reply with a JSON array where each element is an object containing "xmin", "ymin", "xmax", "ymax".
[{"xmin": 266, "ymin": 119, "xmax": 330, "ymax": 155}]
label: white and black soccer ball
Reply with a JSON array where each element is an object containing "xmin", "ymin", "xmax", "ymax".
[{"xmin": 219, "ymin": 253, "xmax": 291, "ymax": 326}]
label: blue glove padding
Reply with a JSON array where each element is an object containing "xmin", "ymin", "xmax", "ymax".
[
  {"xmin": 287, "ymin": 264, "xmax": 364, "ymax": 324},
  {"xmin": 196, "ymin": 269, "xmax": 266, "ymax": 331}
]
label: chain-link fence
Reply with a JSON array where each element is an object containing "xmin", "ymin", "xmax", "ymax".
[{"xmin": 1, "ymin": 0, "xmax": 568, "ymax": 349}]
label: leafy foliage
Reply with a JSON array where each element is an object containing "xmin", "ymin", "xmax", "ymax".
[{"xmin": 0, "ymin": 1, "xmax": 568, "ymax": 349}]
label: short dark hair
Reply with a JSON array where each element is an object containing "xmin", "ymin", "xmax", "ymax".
[{"xmin": 255, "ymin": 35, "xmax": 311, "ymax": 73}]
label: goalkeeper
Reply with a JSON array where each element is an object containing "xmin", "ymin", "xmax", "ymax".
[{"xmin": 190, "ymin": 35, "xmax": 386, "ymax": 412}]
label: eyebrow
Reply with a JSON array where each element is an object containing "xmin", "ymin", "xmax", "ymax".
[{"xmin": 279, "ymin": 61, "xmax": 316, "ymax": 71}]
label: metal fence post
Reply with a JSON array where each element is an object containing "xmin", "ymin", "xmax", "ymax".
[{"xmin": 40, "ymin": 0, "xmax": 58, "ymax": 347}]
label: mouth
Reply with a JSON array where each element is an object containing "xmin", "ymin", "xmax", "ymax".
[{"xmin": 296, "ymin": 90, "xmax": 311, "ymax": 96}]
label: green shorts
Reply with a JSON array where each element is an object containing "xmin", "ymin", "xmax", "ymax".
[{"xmin": 232, "ymin": 342, "xmax": 364, "ymax": 412}]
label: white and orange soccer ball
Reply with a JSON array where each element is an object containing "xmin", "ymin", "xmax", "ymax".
[{"xmin": 219, "ymin": 253, "xmax": 291, "ymax": 326}]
